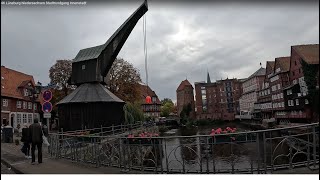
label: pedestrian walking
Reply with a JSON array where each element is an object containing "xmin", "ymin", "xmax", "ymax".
[
  {"xmin": 29, "ymin": 119, "xmax": 43, "ymax": 164},
  {"xmin": 21, "ymin": 123, "xmax": 31, "ymax": 159}
]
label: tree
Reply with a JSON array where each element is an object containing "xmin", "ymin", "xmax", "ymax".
[
  {"xmin": 180, "ymin": 103, "xmax": 193, "ymax": 125},
  {"xmin": 123, "ymin": 102, "xmax": 145, "ymax": 124},
  {"xmin": 161, "ymin": 98, "xmax": 174, "ymax": 106},
  {"xmin": 49, "ymin": 60, "xmax": 73, "ymax": 96},
  {"xmin": 160, "ymin": 98, "xmax": 174, "ymax": 117},
  {"xmin": 108, "ymin": 58, "xmax": 142, "ymax": 103}
]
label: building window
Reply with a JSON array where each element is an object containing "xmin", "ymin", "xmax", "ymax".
[
  {"xmin": 28, "ymin": 114, "xmax": 32, "ymax": 124},
  {"xmin": 305, "ymin": 99, "xmax": 309, "ymax": 104},
  {"xmin": 24, "ymin": 89, "xmax": 29, "ymax": 96},
  {"xmin": 287, "ymin": 89, "xmax": 292, "ymax": 95},
  {"xmin": 277, "ymin": 84, "xmax": 281, "ymax": 90},
  {"xmin": 23, "ymin": 102, "xmax": 27, "ymax": 109},
  {"xmin": 17, "ymin": 101, "xmax": 21, "ymax": 108},
  {"xmin": 17, "ymin": 114, "xmax": 22, "ymax": 125},
  {"xmin": 2, "ymin": 99, "xmax": 8, "ymax": 107},
  {"xmin": 34, "ymin": 104, "xmax": 37, "ymax": 110},
  {"xmin": 82, "ymin": 64, "xmax": 86, "ymax": 70},
  {"xmin": 22, "ymin": 114, "xmax": 27, "ymax": 124},
  {"xmin": 296, "ymin": 99, "xmax": 299, "ymax": 106},
  {"xmin": 28, "ymin": 102, "xmax": 32, "ymax": 109}
]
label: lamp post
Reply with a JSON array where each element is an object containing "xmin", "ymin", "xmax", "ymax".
[{"xmin": 28, "ymin": 81, "xmax": 42, "ymax": 123}]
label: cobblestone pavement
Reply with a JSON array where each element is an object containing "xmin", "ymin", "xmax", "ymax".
[
  {"xmin": 1, "ymin": 162, "xmax": 15, "ymax": 174},
  {"xmin": 1, "ymin": 133, "xmax": 50, "ymax": 159}
]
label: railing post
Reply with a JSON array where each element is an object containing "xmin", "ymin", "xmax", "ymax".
[
  {"xmin": 289, "ymin": 131, "xmax": 293, "ymax": 170},
  {"xmin": 307, "ymin": 129, "xmax": 311, "ymax": 168},
  {"xmin": 256, "ymin": 132, "xmax": 260, "ymax": 174},
  {"xmin": 263, "ymin": 132, "xmax": 267, "ymax": 174},
  {"xmin": 206, "ymin": 137, "xmax": 209, "ymax": 174},
  {"xmin": 312, "ymin": 126, "xmax": 316, "ymax": 168}
]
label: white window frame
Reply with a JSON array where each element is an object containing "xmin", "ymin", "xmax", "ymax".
[
  {"xmin": 34, "ymin": 103, "xmax": 37, "ymax": 110},
  {"xmin": 27, "ymin": 114, "xmax": 32, "ymax": 124},
  {"xmin": 2, "ymin": 99, "xmax": 8, "ymax": 107},
  {"xmin": 22, "ymin": 114, "xmax": 27, "ymax": 124},
  {"xmin": 17, "ymin": 101, "xmax": 21, "ymax": 108},
  {"xmin": 24, "ymin": 89, "xmax": 29, "ymax": 96},
  {"xmin": 296, "ymin": 99, "xmax": 299, "ymax": 106},
  {"xmin": 305, "ymin": 99, "xmax": 309, "ymax": 104},
  {"xmin": 23, "ymin": 101, "xmax": 27, "ymax": 109},
  {"xmin": 17, "ymin": 113, "xmax": 22, "ymax": 125},
  {"xmin": 28, "ymin": 102, "xmax": 32, "ymax": 109}
]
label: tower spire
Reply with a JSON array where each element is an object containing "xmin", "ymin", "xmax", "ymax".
[{"xmin": 207, "ymin": 71, "xmax": 211, "ymax": 83}]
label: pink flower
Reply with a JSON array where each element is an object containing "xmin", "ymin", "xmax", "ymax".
[
  {"xmin": 222, "ymin": 130, "xmax": 227, "ymax": 134},
  {"xmin": 210, "ymin": 132, "xmax": 215, "ymax": 136},
  {"xmin": 211, "ymin": 129, "xmax": 215, "ymax": 132},
  {"xmin": 153, "ymin": 133, "xmax": 159, "ymax": 137}
]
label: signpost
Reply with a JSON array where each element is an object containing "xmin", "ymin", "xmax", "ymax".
[{"xmin": 42, "ymin": 90, "xmax": 52, "ymax": 134}]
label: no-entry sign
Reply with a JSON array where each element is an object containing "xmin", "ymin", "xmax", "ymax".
[{"xmin": 42, "ymin": 90, "xmax": 52, "ymax": 102}]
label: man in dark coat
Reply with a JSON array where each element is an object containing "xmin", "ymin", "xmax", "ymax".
[
  {"xmin": 29, "ymin": 119, "xmax": 43, "ymax": 164},
  {"xmin": 21, "ymin": 123, "xmax": 31, "ymax": 159}
]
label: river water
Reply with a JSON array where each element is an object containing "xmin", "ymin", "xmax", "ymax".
[{"xmin": 157, "ymin": 122, "xmax": 261, "ymax": 173}]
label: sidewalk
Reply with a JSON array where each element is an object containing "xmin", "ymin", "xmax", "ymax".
[{"xmin": 1, "ymin": 138, "xmax": 147, "ymax": 174}]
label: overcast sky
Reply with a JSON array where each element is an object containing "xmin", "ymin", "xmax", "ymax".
[{"xmin": 1, "ymin": 0, "xmax": 319, "ymax": 102}]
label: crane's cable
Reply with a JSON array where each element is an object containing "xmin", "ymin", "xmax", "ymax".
[{"xmin": 143, "ymin": 13, "xmax": 149, "ymax": 95}]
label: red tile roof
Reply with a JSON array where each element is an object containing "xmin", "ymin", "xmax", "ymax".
[
  {"xmin": 176, "ymin": 79, "xmax": 193, "ymax": 92},
  {"xmin": 292, "ymin": 44, "xmax": 319, "ymax": 65},
  {"xmin": 138, "ymin": 83, "xmax": 161, "ymax": 104},
  {"xmin": 274, "ymin": 57, "xmax": 290, "ymax": 72},
  {"xmin": 1, "ymin": 66, "xmax": 38, "ymax": 101}
]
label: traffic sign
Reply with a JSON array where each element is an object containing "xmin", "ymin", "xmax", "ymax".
[
  {"xmin": 43, "ymin": 113, "xmax": 51, "ymax": 118},
  {"xmin": 42, "ymin": 90, "xmax": 52, "ymax": 102},
  {"xmin": 42, "ymin": 102, "xmax": 53, "ymax": 113}
]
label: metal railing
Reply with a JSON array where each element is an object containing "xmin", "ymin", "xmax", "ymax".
[{"xmin": 48, "ymin": 123, "xmax": 319, "ymax": 174}]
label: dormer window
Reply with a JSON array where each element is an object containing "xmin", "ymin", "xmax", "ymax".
[
  {"xmin": 82, "ymin": 65, "xmax": 86, "ymax": 70},
  {"xmin": 24, "ymin": 89, "xmax": 29, "ymax": 96}
]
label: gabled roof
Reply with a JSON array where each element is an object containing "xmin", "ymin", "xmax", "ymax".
[
  {"xmin": 57, "ymin": 83, "xmax": 124, "ymax": 104},
  {"xmin": 292, "ymin": 44, "xmax": 319, "ymax": 64},
  {"xmin": 266, "ymin": 61, "xmax": 275, "ymax": 75},
  {"xmin": 18, "ymin": 80, "xmax": 33, "ymax": 88},
  {"xmin": 274, "ymin": 57, "xmax": 290, "ymax": 72},
  {"xmin": 138, "ymin": 83, "xmax": 161, "ymax": 104},
  {"xmin": 177, "ymin": 79, "xmax": 193, "ymax": 91},
  {"xmin": 1, "ymin": 66, "xmax": 37, "ymax": 100},
  {"xmin": 247, "ymin": 67, "xmax": 266, "ymax": 79},
  {"xmin": 73, "ymin": 44, "xmax": 106, "ymax": 62}
]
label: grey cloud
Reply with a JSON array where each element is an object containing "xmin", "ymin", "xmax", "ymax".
[{"xmin": 1, "ymin": 1, "xmax": 319, "ymax": 102}]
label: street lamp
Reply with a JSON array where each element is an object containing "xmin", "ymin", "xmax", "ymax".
[{"xmin": 28, "ymin": 81, "xmax": 42, "ymax": 123}]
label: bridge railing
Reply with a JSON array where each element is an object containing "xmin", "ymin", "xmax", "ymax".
[{"xmin": 48, "ymin": 123, "xmax": 319, "ymax": 174}]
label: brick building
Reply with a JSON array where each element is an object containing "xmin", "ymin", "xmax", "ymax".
[
  {"xmin": 255, "ymin": 61, "xmax": 274, "ymax": 120},
  {"xmin": 176, "ymin": 79, "xmax": 195, "ymax": 118},
  {"xmin": 138, "ymin": 83, "xmax": 161, "ymax": 118},
  {"xmin": 239, "ymin": 67, "xmax": 265, "ymax": 117},
  {"xmin": 1, "ymin": 66, "xmax": 41, "ymax": 129},
  {"xmin": 282, "ymin": 44, "xmax": 319, "ymax": 122},
  {"xmin": 195, "ymin": 75, "xmax": 243, "ymax": 121},
  {"xmin": 270, "ymin": 57, "xmax": 291, "ymax": 121}
]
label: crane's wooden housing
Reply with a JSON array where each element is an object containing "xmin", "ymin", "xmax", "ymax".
[{"xmin": 57, "ymin": 1, "xmax": 148, "ymax": 131}]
